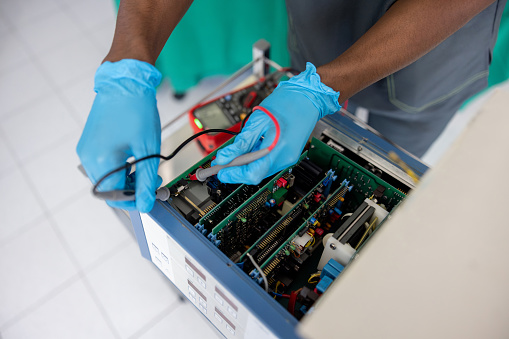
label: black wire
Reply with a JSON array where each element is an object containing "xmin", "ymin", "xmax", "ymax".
[
  {"xmin": 92, "ymin": 129, "xmax": 239, "ymax": 196},
  {"xmin": 240, "ymin": 111, "xmax": 253, "ymax": 130}
]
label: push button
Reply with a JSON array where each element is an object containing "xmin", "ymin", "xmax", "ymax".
[
  {"xmin": 214, "ymin": 293, "xmax": 224, "ymax": 306},
  {"xmin": 214, "ymin": 312, "xmax": 223, "ymax": 323},
  {"xmin": 199, "ymin": 297, "xmax": 206, "ymax": 308},
  {"xmin": 197, "ymin": 276, "xmax": 206, "ymax": 289},
  {"xmin": 227, "ymin": 306, "xmax": 237, "ymax": 319}
]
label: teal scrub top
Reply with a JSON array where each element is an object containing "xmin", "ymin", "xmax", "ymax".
[{"xmin": 112, "ymin": 0, "xmax": 290, "ymax": 93}]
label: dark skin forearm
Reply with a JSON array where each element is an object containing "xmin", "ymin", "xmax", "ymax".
[
  {"xmin": 317, "ymin": 0, "xmax": 496, "ymax": 104},
  {"xmin": 105, "ymin": 0, "xmax": 494, "ymax": 102},
  {"xmin": 104, "ymin": 0, "xmax": 193, "ymax": 65}
]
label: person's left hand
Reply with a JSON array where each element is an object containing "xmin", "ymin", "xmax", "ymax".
[{"xmin": 213, "ymin": 63, "xmax": 341, "ymax": 184}]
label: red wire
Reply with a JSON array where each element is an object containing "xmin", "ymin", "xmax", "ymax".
[
  {"xmin": 288, "ymin": 291, "xmax": 298, "ymax": 315},
  {"xmin": 252, "ymin": 106, "xmax": 280, "ymax": 151}
]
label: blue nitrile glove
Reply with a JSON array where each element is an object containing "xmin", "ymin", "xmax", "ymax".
[
  {"xmin": 213, "ymin": 62, "xmax": 341, "ymax": 184},
  {"xmin": 77, "ymin": 59, "xmax": 162, "ymax": 212}
]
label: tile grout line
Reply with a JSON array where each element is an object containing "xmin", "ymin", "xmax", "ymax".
[
  {"xmin": 43, "ymin": 186, "xmax": 91, "ymax": 214},
  {"xmin": 5, "ymin": 11, "xmax": 93, "ymax": 129},
  {"xmin": 0, "ymin": 2, "xmax": 123, "ymax": 338},
  {"xmin": 126, "ymin": 301, "xmax": 184, "ymax": 339},
  {"xmin": 81, "ymin": 237, "xmax": 132, "ymax": 274},
  {"xmin": 1, "ymin": 137, "xmax": 123, "ymax": 339},
  {"xmin": 0, "ymin": 132, "xmax": 47, "ymax": 237},
  {"xmin": 79, "ymin": 274, "xmax": 123, "ymax": 339},
  {"xmin": 0, "ymin": 85, "xmax": 54, "ymax": 123},
  {"xmin": 58, "ymin": 1, "xmax": 116, "ymax": 56},
  {"xmin": 0, "ymin": 0, "xmax": 88, "ymax": 124},
  {"xmin": 0, "ymin": 274, "xmax": 81, "ymax": 331},
  {"xmin": 26, "ymin": 191, "xmax": 124, "ymax": 339},
  {"xmin": 0, "ymin": 126, "xmax": 79, "ymax": 170},
  {"xmin": 0, "ymin": 215, "xmax": 46, "ymax": 248}
]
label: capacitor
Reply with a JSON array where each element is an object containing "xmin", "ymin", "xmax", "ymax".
[{"xmin": 287, "ymin": 174, "xmax": 295, "ymax": 187}]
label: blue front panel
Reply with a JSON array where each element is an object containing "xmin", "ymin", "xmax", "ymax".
[
  {"xmin": 129, "ymin": 210, "xmax": 151, "ymax": 260},
  {"xmin": 144, "ymin": 200, "xmax": 299, "ymax": 338}
]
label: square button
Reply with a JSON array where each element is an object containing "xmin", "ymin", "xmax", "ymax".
[
  {"xmin": 214, "ymin": 312, "xmax": 223, "ymax": 324},
  {"xmin": 185, "ymin": 265, "xmax": 194, "ymax": 277},
  {"xmin": 227, "ymin": 306, "xmax": 237, "ymax": 319},
  {"xmin": 197, "ymin": 276, "xmax": 206, "ymax": 289},
  {"xmin": 226, "ymin": 324, "xmax": 235, "ymax": 335},
  {"xmin": 214, "ymin": 293, "xmax": 224, "ymax": 306},
  {"xmin": 199, "ymin": 304, "xmax": 207, "ymax": 314},
  {"xmin": 188, "ymin": 287, "xmax": 196, "ymax": 298},
  {"xmin": 189, "ymin": 295, "xmax": 196, "ymax": 304},
  {"xmin": 199, "ymin": 297, "xmax": 206, "ymax": 308}
]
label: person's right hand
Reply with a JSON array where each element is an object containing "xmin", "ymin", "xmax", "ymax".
[{"xmin": 77, "ymin": 59, "xmax": 162, "ymax": 213}]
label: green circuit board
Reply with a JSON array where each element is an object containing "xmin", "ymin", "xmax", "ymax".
[
  {"xmin": 166, "ymin": 136, "xmax": 409, "ymax": 320},
  {"xmin": 307, "ymin": 138, "xmax": 406, "ymax": 211}
]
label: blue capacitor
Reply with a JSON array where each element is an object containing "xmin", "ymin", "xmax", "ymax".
[
  {"xmin": 316, "ymin": 276, "xmax": 333, "ymax": 294},
  {"xmin": 320, "ymin": 258, "xmax": 344, "ymax": 280}
]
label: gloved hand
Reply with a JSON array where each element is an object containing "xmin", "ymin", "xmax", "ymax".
[
  {"xmin": 213, "ymin": 62, "xmax": 341, "ymax": 184},
  {"xmin": 77, "ymin": 59, "xmax": 162, "ymax": 212}
]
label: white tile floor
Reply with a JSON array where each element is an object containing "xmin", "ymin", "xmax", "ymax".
[
  {"xmin": 1, "ymin": 0, "xmax": 507, "ymax": 338},
  {"xmin": 0, "ymin": 0, "xmax": 223, "ymax": 338}
]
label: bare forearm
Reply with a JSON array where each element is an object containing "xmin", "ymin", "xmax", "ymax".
[
  {"xmin": 317, "ymin": 0, "xmax": 495, "ymax": 103},
  {"xmin": 104, "ymin": 0, "xmax": 193, "ymax": 64}
]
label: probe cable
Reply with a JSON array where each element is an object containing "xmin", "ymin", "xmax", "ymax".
[
  {"xmin": 92, "ymin": 106, "xmax": 280, "ymax": 201},
  {"xmin": 190, "ymin": 106, "xmax": 279, "ymax": 182},
  {"xmin": 246, "ymin": 252, "xmax": 269, "ymax": 292},
  {"xmin": 92, "ymin": 129, "xmax": 239, "ymax": 201}
]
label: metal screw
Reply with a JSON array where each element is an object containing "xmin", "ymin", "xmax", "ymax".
[
  {"xmin": 330, "ymin": 243, "xmax": 337, "ymax": 250},
  {"xmin": 357, "ymin": 146, "xmax": 363, "ymax": 152}
]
